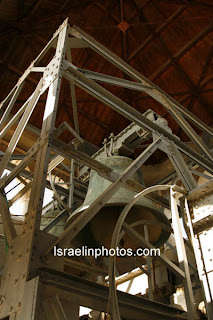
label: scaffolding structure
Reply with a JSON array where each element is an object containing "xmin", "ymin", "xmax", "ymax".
[{"xmin": 0, "ymin": 19, "xmax": 212, "ymax": 320}]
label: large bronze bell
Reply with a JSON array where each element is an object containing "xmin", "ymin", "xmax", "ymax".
[{"xmin": 66, "ymin": 156, "xmax": 171, "ymax": 250}]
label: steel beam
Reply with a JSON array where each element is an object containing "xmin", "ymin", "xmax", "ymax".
[
  {"xmin": 70, "ymin": 25, "xmax": 213, "ymax": 136},
  {"xmin": 170, "ymin": 188, "xmax": 198, "ymax": 320},
  {"xmin": 67, "ymin": 49, "xmax": 80, "ymax": 134},
  {"xmin": 39, "ymin": 267, "xmax": 187, "ymax": 320},
  {"xmin": 43, "ymin": 138, "xmax": 161, "ymax": 255},
  {"xmin": 0, "ymin": 21, "xmax": 70, "ymax": 320},
  {"xmin": 51, "ymin": 136, "xmax": 169, "ymax": 208},
  {"xmin": 0, "ymin": 192, "xmax": 17, "ymax": 246},
  {"xmin": 0, "ymin": 94, "xmax": 33, "ymax": 140},
  {"xmin": 78, "ymin": 67, "xmax": 154, "ymax": 90},
  {"xmin": 24, "ymin": 21, "xmax": 69, "ymax": 238},
  {"xmin": 187, "ymin": 178, "xmax": 213, "ymax": 201},
  {"xmin": 160, "ymin": 140, "xmax": 197, "ymax": 191},
  {"xmin": 0, "ymin": 82, "xmax": 24, "ymax": 131},
  {"xmin": 0, "ymin": 79, "xmax": 43, "ymax": 178},
  {"xmin": 123, "ymin": 222, "xmax": 185, "ymax": 279},
  {"xmin": 0, "ymin": 138, "xmax": 47, "ymax": 189},
  {"xmin": 185, "ymin": 199, "xmax": 213, "ymax": 320},
  {"xmin": 78, "ymin": 67, "xmax": 213, "ymax": 161},
  {"xmin": 63, "ymin": 63, "xmax": 213, "ymax": 172},
  {"xmin": 0, "ymin": 18, "xmax": 212, "ymax": 320}
]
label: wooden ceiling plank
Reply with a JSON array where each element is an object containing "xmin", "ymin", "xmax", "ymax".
[
  {"xmin": 149, "ymin": 23, "xmax": 213, "ymax": 82},
  {"xmin": 128, "ymin": 0, "xmax": 152, "ymax": 24},
  {"xmin": 178, "ymin": 43, "xmax": 213, "ymax": 122},
  {"xmin": 158, "ymin": 0, "xmax": 213, "ymax": 12},
  {"xmin": 3, "ymin": 63, "xmax": 37, "ymax": 85},
  {"xmin": 197, "ymin": 94, "xmax": 213, "ymax": 116},
  {"xmin": 151, "ymin": 2, "xmax": 213, "ymax": 118},
  {"xmin": 95, "ymin": 2, "xmax": 120, "ymax": 24},
  {"xmin": 25, "ymin": 0, "xmax": 45, "ymax": 18},
  {"xmin": 64, "ymin": 101, "xmax": 108, "ymax": 131},
  {"xmin": 18, "ymin": 0, "xmax": 25, "ymax": 20},
  {"xmin": 128, "ymin": 6, "xmax": 186, "ymax": 61},
  {"xmin": 201, "ymin": 88, "xmax": 213, "ymax": 94},
  {"xmin": 131, "ymin": 3, "xmax": 213, "ymax": 119},
  {"xmin": 119, "ymin": 0, "xmax": 129, "ymax": 61},
  {"xmin": 71, "ymin": 24, "xmax": 213, "ymax": 139},
  {"xmin": 197, "ymin": 45, "xmax": 213, "ymax": 87},
  {"xmin": 58, "ymin": 0, "xmax": 70, "ymax": 12},
  {"xmin": 200, "ymin": 73, "xmax": 213, "ymax": 89},
  {"xmin": 120, "ymin": 0, "xmax": 124, "ymax": 21}
]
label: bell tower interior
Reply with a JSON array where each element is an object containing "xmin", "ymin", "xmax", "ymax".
[{"xmin": 0, "ymin": 3, "xmax": 213, "ymax": 319}]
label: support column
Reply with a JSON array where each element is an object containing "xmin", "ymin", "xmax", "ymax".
[
  {"xmin": 0, "ymin": 19, "xmax": 69, "ymax": 320},
  {"xmin": 170, "ymin": 188, "xmax": 198, "ymax": 320},
  {"xmin": 185, "ymin": 199, "xmax": 213, "ymax": 320}
]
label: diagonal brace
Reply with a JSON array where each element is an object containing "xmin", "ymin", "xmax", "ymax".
[
  {"xmin": 43, "ymin": 137, "xmax": 161, "ymax": 256},
  {"xmin": 0, "ymin": 192, "xmax": 17, "ymax": 246}
]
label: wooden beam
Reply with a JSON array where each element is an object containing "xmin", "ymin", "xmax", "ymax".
[
  {"xmin": 25, "ymin": 0, "xmax": 45, "ymax": 18},
  {"xmin": 148, "ymin": 3, "xmax": 213, "ymax": 118},
  {"xmin": 5, "ymin": 64, "xmax": 37, "ymax": 85},
  {"xmin": 149, "ymin": 23, "xmax": 213, "ymax": 82},
  {"xmin": 18, "ymin": 0, "xmax": 25, "ymax": 20},
  {"xmin": 128, "ymin": 0, "xmax": 151, "ymax": 24},
  {"xmin": 128, "ymin": 7, "xmax": 186, "ymax": 61},
  {"xmin": 120, "ymin": 0, "xmax": 129, "ymax": 61},
  {"xmin": 197, "ymin": 45, "xmax": 213, "ymax": 87},
  {"xmin": 95, "ymin": 2, "xmax": 120, "ymax": 24},
  {"xmin": 158, "ymin": 0, "xmax": 213, "ymax": 11},
  {"xmin": 200, "ymin": 72, "xmax": 213, "ymax": 88}
]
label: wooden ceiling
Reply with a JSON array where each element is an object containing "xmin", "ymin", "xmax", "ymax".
[{"xmin": 0, "ymin": 0, "xmax": 213, "ymax": 158}]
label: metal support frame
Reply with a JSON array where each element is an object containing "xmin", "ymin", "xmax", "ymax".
[
  {"xmin": 39, "ymin": 267, "xmax": 186, "ymax": 320},
  {"xmin": 67, "ymin": 48, "xmax": 80, "ymax": 135},
  {"xmin": 185, "ymin": 199, "xmax": 213, "ymax": 319},
  {"xmin": 159, "ymin": 139, "xmax": 197, "ymax": 191},
  {"xmin": 69, "ymin": 25, "xmax": 213, "ymax": 156},
  {"xmin": 63, "ymin": 61, "xmax": 213, "ymax": 173},
  {"xmin": 0, "ymin": 18, "xmax": 212, "ymax": 320},
  {"xmin": 170, "ymin": 188, "xmax": 198, "ymax": 320},
  {"xmin": 44, "ymin": 137, "xmax": 161, "ymax": 254},
  {"xmin": 0, "ymin": 193, "xmax": 16, "ymax": 247},
  {"xmin": 185, "ymin": 183, "xmax": 213, "ymax": 319},
  {"xmin": 106, "ymin": 184, "xmax": 197, "ymax": 320}
]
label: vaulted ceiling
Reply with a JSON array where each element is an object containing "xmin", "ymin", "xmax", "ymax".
[{"xmin": 0, "ymin": 0, "xmax": 213, "ymax": 162}]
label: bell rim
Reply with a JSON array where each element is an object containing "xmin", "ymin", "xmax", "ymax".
[{"xmin": 66, "ymin": 202, "xmax": 171, "ymax": 248}]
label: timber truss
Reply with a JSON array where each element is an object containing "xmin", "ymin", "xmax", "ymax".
[{"xmin": 0, "ymin": 18, "xmax": 213, "ymax": 320}]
